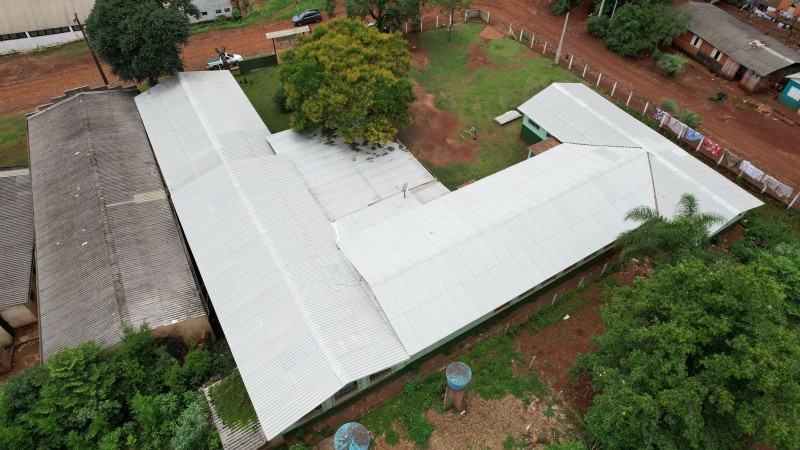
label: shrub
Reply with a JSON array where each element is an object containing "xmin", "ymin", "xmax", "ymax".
[
  {"xmin": 677, "ymin": 108, "xmax": 703, "ymax": 127},
  {"xmin": 552, "ymin": 0, "xmax": 579, "ymax": 16},
  {"xmin": 272, "ymin": 83, "xmax": 289, "ymax": 113},
  {"xmin": 165, "ymin": 347, "xmax": 215, "ymax": 392},
  {"xmin": 657, "ymin": 53, "xmax": 688, "ymax": 76},
  {"xmin": 660, "ymin": 98, "xmax": 678, "ymax": 114},
  {"xmin": 586, "ymin": 15, "xmax": 610, "ymax": 39}
]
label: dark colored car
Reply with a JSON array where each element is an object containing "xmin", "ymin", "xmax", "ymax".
[{"xmin": 292, "ymin": 9, "xmax": 322, "ymax": 26}]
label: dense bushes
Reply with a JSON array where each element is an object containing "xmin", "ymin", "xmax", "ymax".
[
  {"xmin": 552, "ymin": 0, "xmax": 580, "ymax": 15},
  {"xmin": 0, "ymin": 325, "xmax": 232, "ymax": 449},
  {"xmin": 656, "ymin": 53, "xmax": 688, "ymax": 76},
  {"xmin": 585, "ymin": 15, "xmax": 610, "ymax": 39}
]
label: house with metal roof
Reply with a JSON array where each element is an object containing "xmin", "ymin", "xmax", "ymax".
[
  {"xmin": 135, "ymin": 72, "xmax": 411, "ymax": 443},
  {"xmin": 27, "ymin": 89, "xmax": 211, "ymax": 361},
  {"xmin": 779, "ymin": 72, "xmax": 800, "ymax": 111},
  {"xmin": 0, "ymin": 167, "xmax": 35, "ymax": 349},
  {"xmin": 674, "ymin": 2, "xmax": 800, "ymax": 92}
]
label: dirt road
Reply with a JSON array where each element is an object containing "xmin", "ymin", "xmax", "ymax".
[{"xmin": 1, "ymin": 0, "xmax": 798, "ymax": 184}]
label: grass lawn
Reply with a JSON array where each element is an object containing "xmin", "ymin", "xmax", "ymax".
[
  {"xmin": 235, "ymin": 68, "xmax": 290, "ymax": 132},
  {"xmin": 410, "ymin": 23, "xmax": 581, "ymax": 188},
  {"xmin": 0, "ymin": 114, "xmax": 28, "ymax": 167},
  {"xmin": 208, "ymin": 370, "xmax": 258, "ymax": 430}
]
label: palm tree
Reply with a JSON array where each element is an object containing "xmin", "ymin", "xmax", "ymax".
[{"xmin": 616, "ymin": 193, "xmax": 724, "ymax": 263}]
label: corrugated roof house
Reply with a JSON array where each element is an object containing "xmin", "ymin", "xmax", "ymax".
[
  {"xmin": 337, "ymin": 82, "xmax": 762, "ymax": 357},
  {"xmin": 27, "ymin": 89, "xmax": 210, "ymax": 361},
  {"xmin": 675, "ymin": 2, "xmax": 800, "ymax": 92},
  {"xmin": 135, "ymin": 72, "xmax": 410, "ymax": 442},
  {"xmin": 0, "ymin": 167, "xmax": 35, "ymax": 347}
]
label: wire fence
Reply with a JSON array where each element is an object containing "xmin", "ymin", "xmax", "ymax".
[{"xmin": 402, "ymin": 9, "xmax": 800, "ymax": 212}]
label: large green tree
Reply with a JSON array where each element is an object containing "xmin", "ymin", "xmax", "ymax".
[
  {"xmin": 279, "ymin": 19, "xmax": 414, "ymax": 143},
  {"xmin": 616, "ymin": 193, "xmax": 724, "ymax": 263},
  {"xmin": 344, "ymin": 0, "xmax": 423, "ymax": 33},
  {"xmin": 85, "ymin": 0, "xmax": 200, "ymax": 86},
  {"xmin": 589, "ymin": 0, "xmax": 691, "ymax": 58},
  {"xmin": 577, "ymin": 258, "xmax": 800, "ymax": 449}
]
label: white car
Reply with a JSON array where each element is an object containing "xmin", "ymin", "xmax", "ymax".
[{"xmin": 206, "ymin": 53, "xmax": 244, "ymax": 70}]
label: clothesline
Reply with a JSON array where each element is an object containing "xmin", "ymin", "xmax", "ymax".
[{"xmin": 649, "ymin": 107, "xmax": 799, "ymax": 208}]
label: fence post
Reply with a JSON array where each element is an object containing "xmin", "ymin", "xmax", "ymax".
[
  {"xmin": 519, "ymin": 28, "xmax": 523, "ymax": 41},
  {"xmin": 717, "ymin": 153, "xmax": 725, "ymax": 165},
  {"xmin": 436, "ymin": 15, "xmax": 439, "ymax": 28},
  {"xmin": 788, "ymin": 191, "xmax": 800, "ymax": 209},
  {"xmin": 420, "ymin": 18, "xmax": 423, "ymax": 32},
  {"xmin": 568, "ymin": 54, "xmax": 573, "ymax": 70},
  {"xmin": 508, "ymin": 23, "xmax": 513, "ymax": 36},
  {"xmin": 696, "ymin": 137, "xmax": 704, "ymax": 152},
  {"xmin": 582, "ymin": 64, "xmax": 588, "ymax": 78},
  {"xmin": 552, "ymin": 292, "xmax": 558, "ymax": 305},
  {"xmin": 578, "ymin": 276, "xmax": 585, "ymax": 288},
  {"xmin": 464, "ymin": 11, "xmax": 467, "ymax": 21},
  {"xmin": 611, "ymin": 81, "xmax": 617, "ymax": 97},
  {"xmin": 405, "ymin": 23, "xmax": 408, "ymax": 33},
  {"xmin": 530, "ymin": 34, "xmax": 535, "ymax": 47},
  {"xmin": 601, "ymin": 263, "xmax": 608, "ymax": 275},
  {"xmin": 642, "ymin": 101, "xmax": 649, "ymax": 116},
  {"xmin": 626, "ymin": 91, "xmax": 632, "ymax": 106},
  {"xmin": 543, "ymin": 41, "xmax": 547, "ymax": 53},
  {"xmin": 596, "ymin": 72, "xmax": 602, "ymax": 86},
  {"xmin": 487, "ymin": 11, "xmax": 491, "ymax": 23}
]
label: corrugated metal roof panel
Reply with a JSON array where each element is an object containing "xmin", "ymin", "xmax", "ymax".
[
  {"xmin": 135, "ymin": 72, "xmax": 408, "ymax": 440},
  {"xmin": 684, "ymin": 2, "xmax": 798, "ymax": 77},
  {"xmin": 0, "ymin": 168, "xmax": 33, "ymax": 309},
  {"xmin": 27, "ymin": 90, "xmax": 206, "ymax": 360},
  {"xmin": 268, "ymin": 129, "xmax": 438, "ymax": 221}
]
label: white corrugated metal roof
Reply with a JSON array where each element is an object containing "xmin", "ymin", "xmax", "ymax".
[
  {"xmin": 518, "ymin": 83, "xmax": 763, "ymax": 215},
  {"xmin": 268, "ymin": 129, "xmax": 438, "ymax": 221},
  {"xmin": 339, "ymin": 83, "xmax": 762, "ymax": 357},
  {"xmin": 135, "ymin": 72, "xmax": 408, "ymax": 440}
]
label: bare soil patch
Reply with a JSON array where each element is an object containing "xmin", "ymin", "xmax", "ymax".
[
  {"xmin": 398, "ymin": 84, "xmax": 478, "ymax": 165},
  {"xmin": 479, "ymin": 25, "xmax": 505, "ymax": 40},
  {"xmin": 318, "ymin": 395, "xmax": 574, "ymax": 450}
]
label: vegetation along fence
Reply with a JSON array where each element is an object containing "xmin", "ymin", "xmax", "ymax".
[{"xmin": 402, "ymin": 9, "xmax": 800, "ymax": 213}]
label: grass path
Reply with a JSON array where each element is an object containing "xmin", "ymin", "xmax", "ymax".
[{"xmin": 0, "ymin": 114, "xmax": 27, "ymax": 167}]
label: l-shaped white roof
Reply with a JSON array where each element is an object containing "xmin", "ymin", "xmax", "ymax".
[
  {"xmin": 135, "ymin": 72, "xmax": 408, "ymax": 440},
  {"xmin": 338, "ymin": 83, "xmax": 762, "ymax": 356}
]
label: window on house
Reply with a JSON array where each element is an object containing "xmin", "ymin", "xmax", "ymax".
[
  {"xmin": 72, "ymin": 25, "xmax": 82, "ymax": 31},
  {"xmin": 788, "ymin": 86, "xmax": 800, "ymax": 101},
  {"xmin": 202, "ymin": 11, "xmax": 208, "ymax": 15},
  {"xmin": 0, "ymin": 32, "xmax": 27, "ymax": 41},
  {"xmin": 690, "ymin": 35, "xmax": 702, "ymax": 48},
  {"xmin": 369, "ymin": 368, "xmax": 392, "ymax": 382},
  {"xmin": 710, "ymin": 49, "xmax": 723, "ymax": 61},
  {"xmin": 224, "ymin": 7, "xmax": 231, "ymax": 12},
  {"xmin": 216, "ymin": 9, "xmax": 222, "ymax": 13},
  {"xmin": 334, "ymin": 381, "xmax": 358, "ymax": 400}
]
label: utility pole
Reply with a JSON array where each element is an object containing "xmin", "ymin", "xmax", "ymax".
[
  {"xmin": 555, "ymin": 12, "xmax": 569, "ymax": 64},
  {"xmin": 74, "ymin": 13, "xmax": 108, "ymax": 85},
  {"xmin": 598, "ymin": 0, "xmax": 606, "ymax": 16},
  {"xmin": 611, "ymin": 0, "xmax": 619, "ymax": 19}
]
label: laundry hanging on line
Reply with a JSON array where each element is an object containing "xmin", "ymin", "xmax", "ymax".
[
  {"xmin": 722, "ymin": 151, "xmax": 742, "ymax": 167},
  {"xmin": 683, "ymin": 127, "xmax": 703, "ymax": 142},
  {"xmin": 701, "ymin": 137, "xmax": 724, "ymax": 157},
  {"xmin": 739, "ymin": 160, "xmax": 765, "ymax": 182},
  {"xmin": 762, "ymin": 175, "xmax": 794, "ymax": 199},
  {"xmin": 667, "ymin": 117, "xmax": 687, "ymax": 136},
  {"xmin": 652, "ymin": 107, "xmax": 669, "ymax": 124}
]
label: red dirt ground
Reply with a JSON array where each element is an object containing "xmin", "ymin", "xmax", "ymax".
[{"xmin": 2, "ymin": 1, "xmax": 798, "ymax": 184}]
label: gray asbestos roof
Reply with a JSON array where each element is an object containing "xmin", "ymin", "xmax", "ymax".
[
  {"xmin": 684, "ymin": 2, "xmax": 799, "ymax": 76},
  {"xmin": 135, "ymin": 72, "xmax": 409, "ymax": 440},
  {"xmin": 27, "ymin": 90, "xmax": 206, "ymax": 360},
  {"xmin": 0, "ymin": 168, "xmax": 33, "ymax": 309}
]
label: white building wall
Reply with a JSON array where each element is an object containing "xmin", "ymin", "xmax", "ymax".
[{"xmin": 0, "ymin": 0, "xmax": 232, "ymax": 54}]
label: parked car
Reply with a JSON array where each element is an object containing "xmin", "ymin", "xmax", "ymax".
[
  {"xmin": 292, "ymin": 9, "xmax": 322, "ymax": 26},
  {"xmin": 206, "ymin": 53, "xmax": 243, "ymax": 70},
  {"xmin": 366, "ymin": 21, "xmax": 391, "ymax": 33}
]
